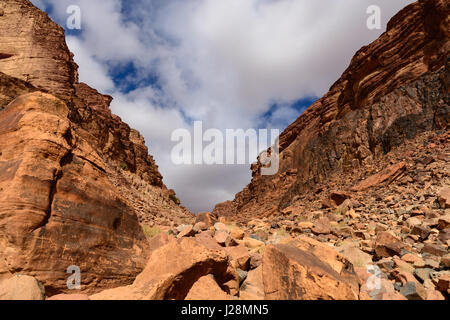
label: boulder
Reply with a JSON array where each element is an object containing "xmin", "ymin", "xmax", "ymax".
[
  {"xmin": 421, "ymin": 243, "xmax": 447, "ymax": 257},
  {"xmin": 360, "ymin": 278, "xmax": 396, "ymax": 300},
  {"xmin": 437, "ymin": 187, "xmax": 450, "ymax": 209},
  {"xmin": 214, "ymin": 222, "xmax": 228, "ymax": 232},
  {"xmin": 425, "ymin": 288, "xmax": 445, "ymax": 300},
  {"xmin": 193, "ymin": 222, "xmax": 207, "ymax": 233},
  {"xmin": 330, "ymin": 191, "xmax": 351, "ymax": 207},
  {"xmin": 436, "ymin": 274, "xmax": 450, "ymax": 294},
  {"xmin": 249, "ymin": 252, "xmax": 263, "ymax": 269},
  {"xmin": 91, "ymin": 238, "xmax": 237, "ymax": 300},
  {"xmin": 230, "ymin": 227, "xmax": 245, "ymax": 240},
  {"xmin": 177, "ymin": 225, "xmax": 195, "ymax": 239},
  {"xmin": 375, "ymin": 232, "xmax": 405, "ymax": 258},
  {"xmin": 311, "ymin": 218, "xmax": 331, "ymax": 235},
  {"xmin": 240, "ymin": 237, "xmax": 265, "ymax": 252},
  {"xmin": 337, "ymin": 245, "xmax": 373, "ymax": 269},
  {"xmin": 224, "ymin": 246, "xmax": 251, "ymax": 271},
  {"xmin": 437, "ymin": 215, "xmax": 450, "ymax": 230},
  {"xmin": 411, "ymin": 225, "xmax": 430, "ymax": 240},
  {"xmin": 0, "ymin": 275, "xmax": 45, "ymax": 300},
  {"xmin": 293, "ymin": 236, "xmax": 351, "ymax": 274},
  {"xmin": 185, "ymin": 275, "xmax": 232, "ymax": 300},
  {"xmin": 195, "ymin": 212, "xmax": 216, "ymax": 228},
  {"xmin": 195, "ymin": 232, "xmax": 223, "ymax": 250},
  {"xmin": 262, "ymin": 244, "xmax": 359, "ymax": 300},
  {"xmin": 214, "ymin": 231, "xmax": 237, "ymax": 247},
  {"xmin": 351, "ymin": 162, "xmax": 407, "ymax": 192},
  {"xmin": 399, "ymin": 282, "xmax": 428, "ymax": 300}
]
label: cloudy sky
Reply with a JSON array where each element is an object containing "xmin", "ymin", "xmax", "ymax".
[{"xmin": 31, "ymin": 0, "xmax": 413, "ymax": 213}]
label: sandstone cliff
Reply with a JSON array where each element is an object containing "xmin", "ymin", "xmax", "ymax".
[
  {"xmin": 0, "ymin": 0, "xmax": 193, "ymax": 295},
  {"xmin": 214, "ymin": 0, "xmax": 449, "ymax": 222}
]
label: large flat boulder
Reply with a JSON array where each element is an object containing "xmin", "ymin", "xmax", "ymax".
[
  {"xmin": 91, "ymin": 238, "xmax": 237, "ymax": 300},
  {"xmin": 262, "ymin": 243, "xmax": 359, "ymax": 300},
  {"xmin": 0, "ymin": 275, "xmax": 45, "ymax": 300}
]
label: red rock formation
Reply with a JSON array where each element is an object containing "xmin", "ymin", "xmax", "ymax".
[
  {"xmin": 0, "ymin": 92, "xmax": 150, "ymax": 295},
  {"xmin": 0, "ymin": 0, "xmax": 193, "ymax": 295},
  {"xmin": 0, "ymin": 0, "xmax": 78, "ymax": 101},
  {"xmin": 214, "ymin": 0, "xmax": 449, "ymax": 222}
]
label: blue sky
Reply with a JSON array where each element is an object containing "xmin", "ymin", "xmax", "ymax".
[{"xmin": 30, "ymin": 0, "xmax": 414, "ymax": 212}]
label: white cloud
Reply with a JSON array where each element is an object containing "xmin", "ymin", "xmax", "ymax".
[
  {"xmin": 31, "ymin": 0, "xmax": 415, "ymax": 212},
  {"xmin": 66, "ymin": 36, "xmax": 115, "ymax": 92}
]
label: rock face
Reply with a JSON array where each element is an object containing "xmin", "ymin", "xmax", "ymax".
[
  {"xmin": 0, "ymin": 0, "xmax": 78, "ymax": 101},
  {"xmin": 0, "ymin": 0, "xmax": 193, "ymax": 295},
  {"xmin": 0, "ymin": 92, "xmax": 149, "ymax": 295},
  {"xmin": 213, "ymin": 0, "xmax": 449, "ymax": 222}
]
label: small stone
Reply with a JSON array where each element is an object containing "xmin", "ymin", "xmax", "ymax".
[
  {"xmin": 375, "ymin": 232, "xmax": 405, "ymax": 258},
  {"xmin": 249, "ymin": 234, "xmax": 263, "ymax": 241},
  {"xmin": 436, "ymin": 274, "xmax": 450, "ymax": 293},
  {"xmin": 414, "ymin": 268, "xmax": 432, "ymax": 283},
  {"xmin": 401, "ymin": 253, "xmax": 424, "ymax": 267},
  {"xmin": 392, "ymin": 269, "xmax": 418, "ymax": 286},
  {"xmin": 411, "ymin": 225, "xmax": 430, "ymax": 240},
  {"xmin": 193, "ymin": 222, "xmax": 207, "ymax": 233},
  {"xmin": 393, "ymin": 258, "xmax": 414, "ymax": 274},
  {"xmin": 230, "ymin": 228, "xmax": 245, "ymax": 240},
  {"xmin": 422, "ymin": 243, "xmax": 447, "ymax": 257},
  {"xmin": 214, "ymin": 230, "xmax": 237, "ymax": 247},
  {"xmin": 249, "ymin": 252, "xmax": 263, "ymax": 269},
  {"xmin": 377, "ymin": 257, "xmax": 395, "ymax": 272},
  {"xmin": 311, "ymin": 217, "xmax": 331, "ymax": 235},
  {"xmin": 296, "ymin": 222, "xmax": 314, "ymax": 230},
  {"xmin": 437, "ymin": 215, "xmax": 450, "ymax": 230},
  {"xmin": 424, "ymin": 258, "xmax": 440, "ymax": 269},
  {"xmin": 237, "ymin": 268, "xmax": 248, "ymax": 284},
  {"xmin": 176, "ymin": 225, "xmax": 195, "ymax": 239},
  {"xmin": 399, "ymin": 282, "xmax": 427, "ymax": 300},
  {"xmin": 214, "ymin": 222, "xmax": 228, "ymax": 232},
  {"xmin": 394, "ymin": 282, "xmax": 403, "ymax": 291},
  {"xmin": 441, "ymin": 254, "xmax": 450, "ymax": 268},
  {"xmin": 438, "ymin": 229, "xmax": 450, "ymax": 242},
  {"xmin": 406, "ymin": 217, "xmax": 422, "ymax": 228},
  {"xmin": 437, "ymin": 187, "xmax": 450, "ymax": 209}
]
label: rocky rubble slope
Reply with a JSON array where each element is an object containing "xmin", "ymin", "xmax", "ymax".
[
  {"xmin": 0, "ymin": 0, "xmax": 193, "ymax": 295},
  {"xmin": 88, "ymin": 129, "xmax": 448, "ymax": 300}
]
